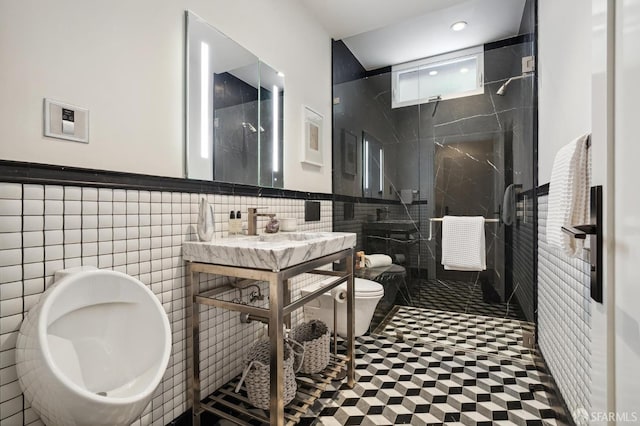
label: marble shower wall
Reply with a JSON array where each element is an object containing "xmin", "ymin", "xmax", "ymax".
[
  {"xmin": 214, "ymin": 97, "xmax": 283, "ymax": 188},
  {"xmin": 333, "ymin": 201, "xmax": 419, "ymax": 252},
  {"xmin": 212, "ymin": 73, "xmax": 284, "ymax": 188},
  {"xmin": 214, "ymin": 101, "xmax": 260, "ymax": 185},
  {"xmin": 332, "ymin": 38, "xmax": 536, "ymax": 311},
  {"xmin": 333, "ymin": 73, "xmax": 402, "ymax": 199}
]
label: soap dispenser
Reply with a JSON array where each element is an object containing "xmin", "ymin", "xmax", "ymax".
[{"xmin": 229, "ymin": 210, "xmax": 242, "ymax": 235}]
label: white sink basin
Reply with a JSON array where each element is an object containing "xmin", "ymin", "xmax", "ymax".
[{"xmin": 183, "ymin": 231, "xmax": 356, "ymax": 271}]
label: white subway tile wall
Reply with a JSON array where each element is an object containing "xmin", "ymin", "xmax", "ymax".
[
  {"xmin": 537, "ymin": 195, "xmax": 591, "ymax": 425},
  {"xmin": 0, "ymin": 182, "xmax": 333, "ymax": 426}
]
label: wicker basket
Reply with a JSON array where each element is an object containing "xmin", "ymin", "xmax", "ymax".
[
  {"xmin": 234, "ymin": 341, "xmax": 300, "ymax": 410},
  {"xmin": 289, "ymin": 320, "xmax": 331, "ymax": 374}
]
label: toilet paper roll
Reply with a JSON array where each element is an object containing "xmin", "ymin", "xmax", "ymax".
[{"xmin": 331, "ymin": 287, "xmax": 347, "ymax": 303}]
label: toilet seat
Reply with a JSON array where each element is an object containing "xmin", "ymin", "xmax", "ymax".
[
  {"xmin": 315, "ymin": 277, "xmax": 384, "ymax": 298},
  {"xmin": 301, "ymin": 277, "xmax": 385, "ymax": 337}
]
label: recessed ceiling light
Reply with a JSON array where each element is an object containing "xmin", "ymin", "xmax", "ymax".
[
  {"xmin": 429, "ymin": 70, "xmax": 438, "ymax": 76},
  {"xmin": 451, "ymin": 21, "xmax": 467, "ymax": 31},
  {"xmin": 460, "ymin": 68, "xmax": 469, "ymax": 73}
]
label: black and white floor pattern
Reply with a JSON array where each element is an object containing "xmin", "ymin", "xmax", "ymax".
[
  {"xmin": 399, "ymin": 279, "xmax": 527, "ymax": 321},
  {"xmin": 299, "ymin": 333, "xmax": 568, "ymax": 426},
  {"xmin": 206, "ymin": 277, "xmax": 565, "ymax": 426},
  {"xmin": 375, "ymin": 306, "xmax": 537, "ymax": 364}
]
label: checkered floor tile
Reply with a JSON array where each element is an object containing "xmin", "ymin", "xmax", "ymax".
[
  {"xmin": 398, "ymin": 279, "xmax": 527, "ymax": 321},
  {"xmin": 375, "ymin": 306, "xmax": 537, "ymax": 364},
  {"xmin": 299, "ymin": 334, "xmax": 569, "ymax": 426},
  {"xmin": 205, "ymin": 276, "xmax": 565, "ymax": 426}
]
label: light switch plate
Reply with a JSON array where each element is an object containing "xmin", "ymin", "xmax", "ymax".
[{"xmin": 43, "ymin": 98, "xmax": 89, "ymax": 143}]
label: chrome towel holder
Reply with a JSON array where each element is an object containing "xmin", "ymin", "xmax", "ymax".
[{"xmin": 427, "ymin": 217, "xmax": 499, "ymax": 241}]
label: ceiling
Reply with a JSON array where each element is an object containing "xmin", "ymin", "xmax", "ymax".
[{"xmin": 301, "ymin": 0, "xmax": 527, "ymax": 70}]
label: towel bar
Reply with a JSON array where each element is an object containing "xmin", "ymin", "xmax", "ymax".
[
  {"xmin": 427, "ymin": 217, "xmax": 499, "ymax": 241},
  {"xmin": 429, "ymin": 218, "xmax": 500, "ymax": 222},
  {"xmin": 561, "ymin": 225, "xmax": 596, "ymax": 239}
]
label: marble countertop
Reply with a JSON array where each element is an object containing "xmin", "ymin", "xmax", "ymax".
[{"xmin": 183, "ymin": 231, "xmax": 357, "ymax": 272}]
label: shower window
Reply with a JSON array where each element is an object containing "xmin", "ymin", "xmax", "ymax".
[{"xmin": 392, "ymin": 46, "xmax": 484, "ymax": 108}]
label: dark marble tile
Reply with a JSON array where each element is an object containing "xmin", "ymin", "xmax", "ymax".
[
  {"xmin": 450, "ymin": 92, "xmax": 496, "ymax": 118},
  {"xmin": 332, "ymin": 37, "xmax": 536, "ymax": 302},
  {"xmin": 433, "ymin": 120, "xmax": 464, "ymax": 138},
  {"xmin": 457, "ymin": 114, "xmax": 502, "ymax": 135},
  {"xmin": 333, "ymin": 40, "xmax": 367, "ymax": 84},
  {"xmin": 484, "ymin": 42, "xmax": 534, "ymax": 83}
]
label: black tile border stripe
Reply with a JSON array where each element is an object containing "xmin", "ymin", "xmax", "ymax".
[
  {"xmin": 484, "ymin": 33, "xmax": 535, "ymax": 51},
  {"xmin": 516, "ymin": 186, "xmax": 539, "ymax": 200},
  {"xmin": 504, "ymin": 182, "xmax": 549, "ymax": 202},
  {"xmin": 536, "ymin": 183, "xmax": 550, "ymax": 197},
  {"xmin": 333, "ymin": 194, "xmax": 427, "ymax": 205},
  {"xmin": 0, "ymin": 160, "xmax": 434, "ymax": 206},
  {"xmin": 0, "ymin": 160, "xmax": 333, "ymax": 200}
]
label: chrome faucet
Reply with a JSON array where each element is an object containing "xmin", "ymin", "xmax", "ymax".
[{"xmin": 247, "ymin": 207, "xmax": 275, "ymax": 236}]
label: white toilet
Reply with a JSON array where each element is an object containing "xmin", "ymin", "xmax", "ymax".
[
  {"xmin": 16, "ymin": 267, "xmax": 172, "ymax": 426},
  {"xmin": 301, "ymin": 277, "xmax": 384, "ymax": 337}
]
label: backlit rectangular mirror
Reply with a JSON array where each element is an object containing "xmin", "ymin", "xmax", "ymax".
[
  {"xmin": 362, "ymin": 131, "xmax": 385, "ymax": 199},
  {"xmin": 185, "ymin": 11, "xmax": 284, "ymax": 187}
]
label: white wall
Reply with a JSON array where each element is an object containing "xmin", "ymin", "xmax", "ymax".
[
  {"xmin": 590, "ymin": 0, "xmax": 615, "ymax": 423},
  {"xmin": 538, "ymin": 0, "xmax": 591, "ymax": 183},
  {"xmin": 538, "ymin": 1, "xmax": 609, "ymax": 423},
  {"xmin": 0, "ymin": 0, "xmax": 333, "ymax": 193},
  {"xmin": 614, "ymin": 0, "xmax": 640, "ymax": 419}
]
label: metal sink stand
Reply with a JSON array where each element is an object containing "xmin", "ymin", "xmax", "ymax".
[{"xmin": 187, "ymin": 248, "xmax": 355, "ymax": 426}]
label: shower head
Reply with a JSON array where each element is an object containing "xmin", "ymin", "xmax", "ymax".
[
  {"xmin": 496, "ymin": 72, "xmax": 533, "ymax": 96},
  {"xmin": 496, "ymin": 82, "xmax": 508, "ymax": 96},
  {"xmin": 242, "ymin": 122, "xmax": 257, "ymax": 133},
  {"xmin": 496, "ymin": 77, "xmax": 514, "ymax": 96}
]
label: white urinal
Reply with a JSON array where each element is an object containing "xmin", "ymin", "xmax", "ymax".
[{"xmin": 16, "ymin": 267, "xmax": 172, "ymax": 426}]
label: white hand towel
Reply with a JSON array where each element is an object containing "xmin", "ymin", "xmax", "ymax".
[
  {"xmin": 441, "ymin": 216, "xmax": 486, "ymax": 271},
  {"xmin": 364, "ymin": 254, "xmax": 393, "ymax": 268},
  {"xmin": 546, "ymin": 134, "xmax": 591, "ymax": 257}
]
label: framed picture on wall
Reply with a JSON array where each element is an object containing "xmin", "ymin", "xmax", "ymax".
[
  {"xmin": 302, "ymin": 105, "xmax": 323, "ymax": 167},
  {"xmin": 342, "ymin": 129, "xmax": 357, "ymax": 176}
]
